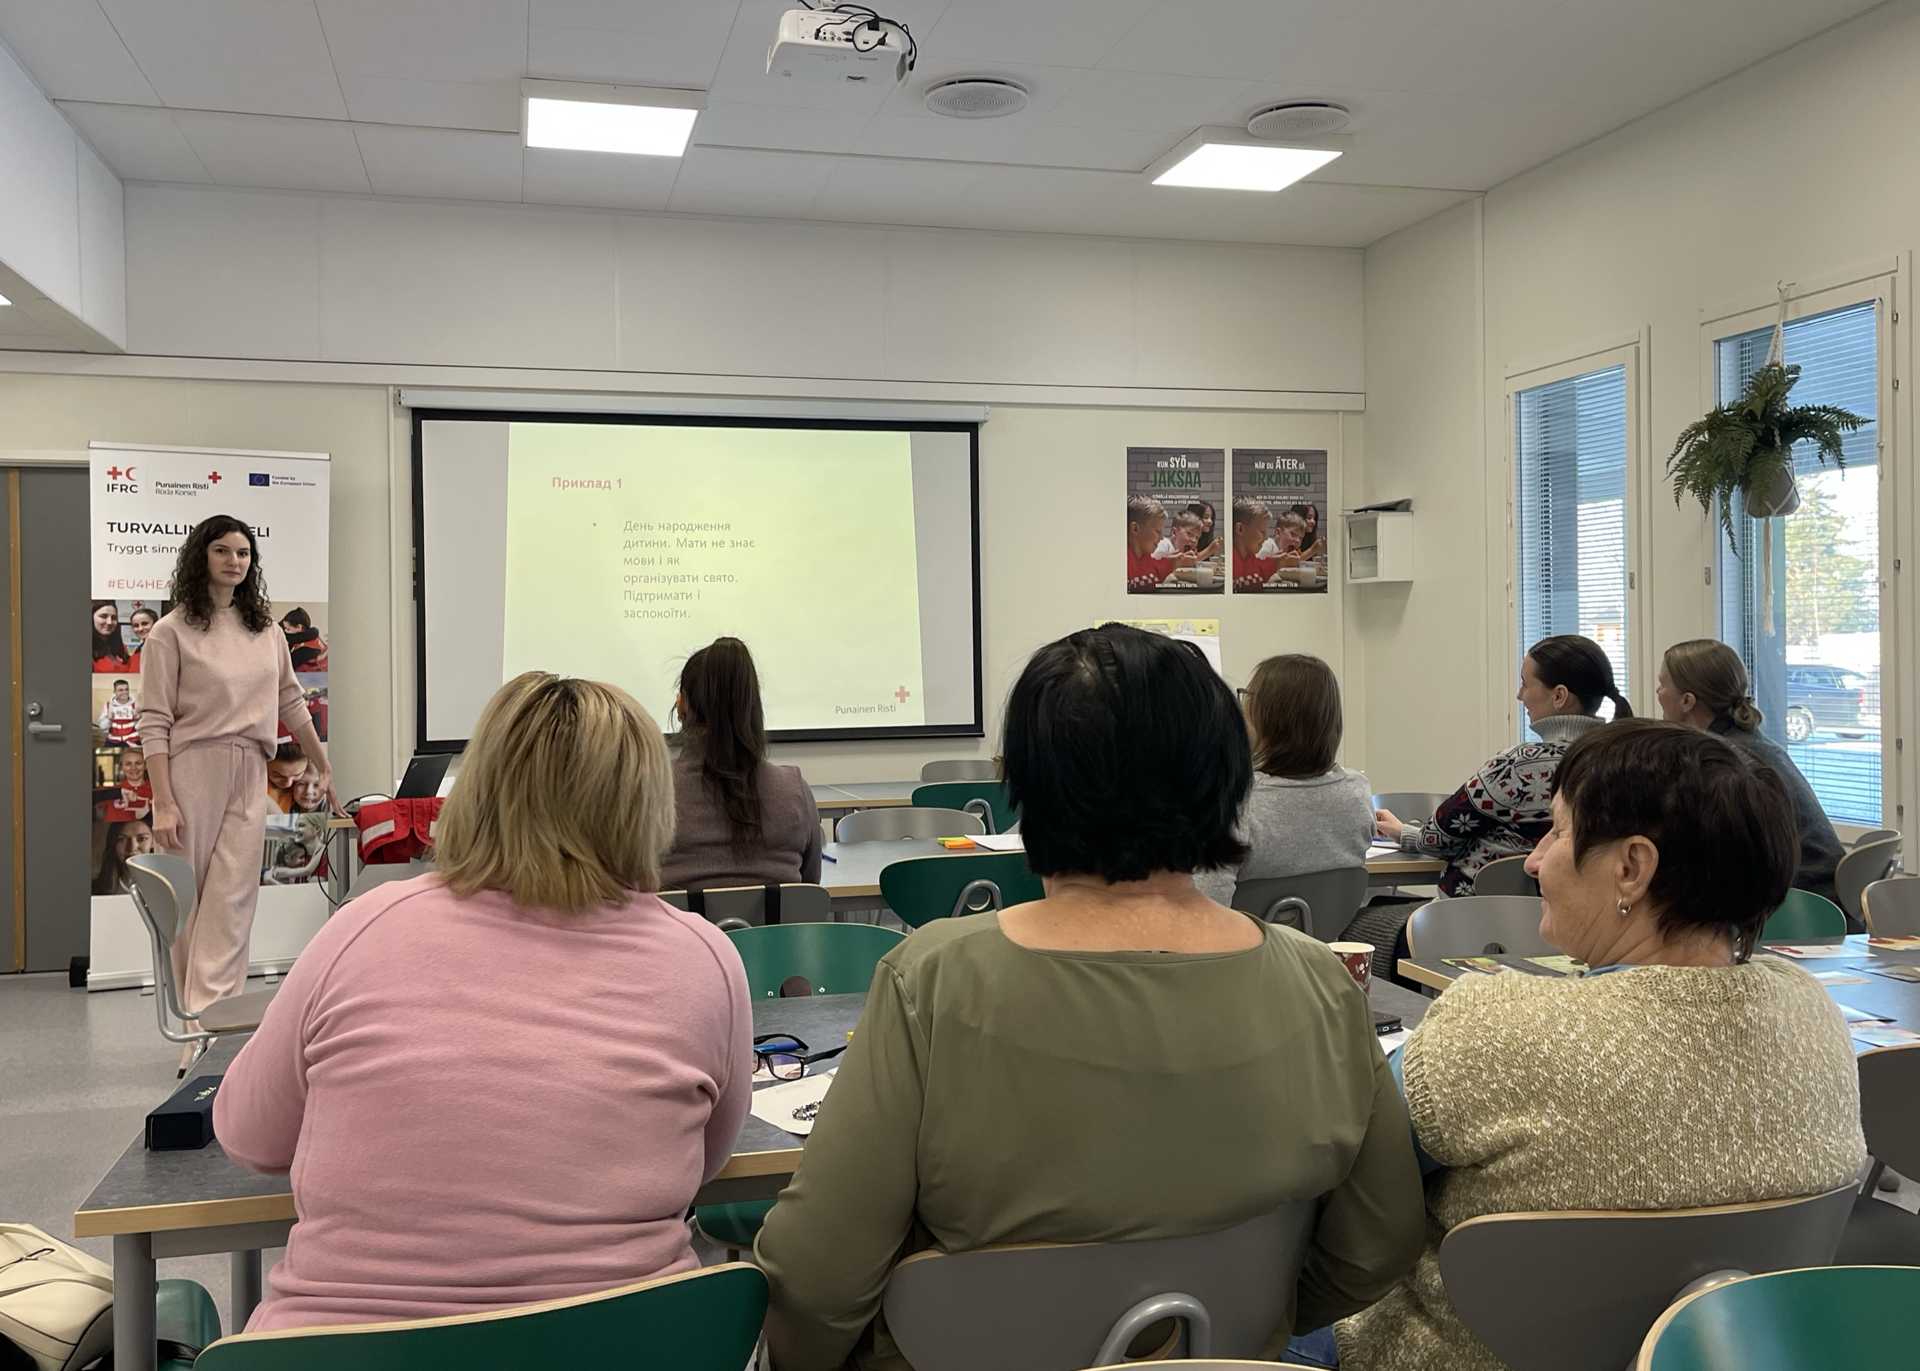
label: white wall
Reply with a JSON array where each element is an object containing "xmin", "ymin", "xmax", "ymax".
[
  {"xmin": 1360, "ymin": 0, "xmax": 1920, "ymax": 818},
  {"xmin": 0, "ymin": 36, "xmax": 123, "ymax": 350},
  {"xmin": 124, "ymin": 184, "xmax": 1364, "ymax": 398}
]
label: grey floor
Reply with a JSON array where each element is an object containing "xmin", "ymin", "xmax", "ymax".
[{"xmin": 0, "ymin": 971, "xmax": 281, "ymax": 1333}]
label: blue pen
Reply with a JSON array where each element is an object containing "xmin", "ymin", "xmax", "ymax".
[{"xmin": 821, "ymin": 852, "xmax": 837, "ymax": 862}]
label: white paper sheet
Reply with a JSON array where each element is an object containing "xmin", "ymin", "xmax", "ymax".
[
  {"xmin": 972, "ymin": 834, "xmax": 1025, "ymax": 852},
  {"xmin": 749, "ymin": 1069, "xmax": 837, "ymax": 1137}
]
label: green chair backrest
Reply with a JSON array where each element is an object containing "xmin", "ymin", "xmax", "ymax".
[
  {"xmin": 879, "ymin": 853, "xmax": 1045, "ymax": 929},
  {"xmin": 726, "ymin": 922, "xmax": 905, "ymax": 998},
  {"xmin": 911, "ymin": 781, "xmax": 1017, "ymax": 836},
  {"xmin": 1639, "ymin": 1265, "xmax": 1920, "ymax": 1371},
  {"xmin": 1760, "ymin": 888, "xmax": 1847, "ymax": 943},
  {"xmin": 195, "ymin": 1263, "xmax": 766, "ymax": 1371}
]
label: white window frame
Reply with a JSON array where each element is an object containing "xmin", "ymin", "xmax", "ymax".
[
  {"xmin": 1699, "ymin": 270, "xmax": 1903, "ymax": 837},
  {"xmin": 1502, "ymin": 340, "xmax": 1647, "ymax": 743}
]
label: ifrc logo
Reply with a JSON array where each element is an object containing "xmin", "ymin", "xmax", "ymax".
[{"xmin": 103, "ymin": 464, "xmax": 137, "ymax": 493}]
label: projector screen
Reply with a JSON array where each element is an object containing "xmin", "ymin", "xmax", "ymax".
[{"xmin": 413, "ymin": 411, "xmax": 981, "ymax": 749}]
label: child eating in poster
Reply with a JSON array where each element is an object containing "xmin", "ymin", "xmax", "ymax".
[
  {"xmin": 1127, "ymin": 494, "xmax": 1200, "ymax": 591},
  {"xmin": 1232, "ymin": 499, "xmax": 1315, "ymax": 591}
]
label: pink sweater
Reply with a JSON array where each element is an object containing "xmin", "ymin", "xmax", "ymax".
[
  {"xmin": 137, "ymin": 606, "xmax": 311, "ymax": 758},
  {"xmin": 214, "ymin": 875, "xmax": 753, "ymax": 1331}
]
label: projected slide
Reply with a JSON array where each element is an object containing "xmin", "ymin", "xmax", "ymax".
[{"xmin": 415, "ymin": 415, "xmax": 980, "ymax": 745}]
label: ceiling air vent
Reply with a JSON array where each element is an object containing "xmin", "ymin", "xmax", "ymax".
[
  {"xmin": 1246, "ymin": 101, "xmax": 1350, "ymax": 140},
  {"xmin": 925, "ymin": 78, "xmax": 1029, "ymax": 119}
]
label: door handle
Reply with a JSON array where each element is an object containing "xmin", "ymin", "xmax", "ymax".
[{"xmin": 27, "ymin": 722, "xmax": 61, "ymax": 736}]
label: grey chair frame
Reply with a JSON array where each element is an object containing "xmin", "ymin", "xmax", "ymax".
[
  {"xmin": 1836, "ymin": 835, "xmax": 1903, "ymax": 926},
  {"xmin": 836, "ymin": 807, "xmax": 986, "ymax": 844},
  {"xmin": 880, "ymin": 1202, "xmax": 1319, "ymax": 1371},
  {"xmin": 1853, "ymin": 828, "xmax": 1901, "ymax": 849},
  {"xmin": 1439, "ymin": 1186, "xmax": 1856, "ymax": 1371},
  {"xmin": 1372, "ymin": 791, "xmax": 1448, "ymax": 825},
  {"xmin": 1471, "ymin": 853, "xmax": 1540, "ymax": 897},
  {"xmin": 125, "ymin": 853, "xmax": 278, "ymax": 1042},
  {"xmin": 1836, "ymin": 1044, "xmax": 1920, "ymax": 1265},
  {"xmin": 1229, "ymin": 868, "xmax": 1369, "ymax": 941},
  {"xmin": 1405, "ymin": 896, "xmax": 1551, "ymax": 960},
  {"xmin": 1861, "ymin": 876, "xmax": 1920, "ymax": 938},
  {"xmin": 658, "ymin": 883, "xmax": 833, "ymax": 930},
  {"xmin": 920, "ymin": 760, "xmax": 999, "ymax": 782}
]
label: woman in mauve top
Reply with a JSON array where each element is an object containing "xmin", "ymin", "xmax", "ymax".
[
  {"xmin": 755, "ymin": 624, "xmax": 1423, "ymax": 1371},
  {"xmin": 662, "ymin": 636, "xmax": 821, "ymax": 890},
  {"xmin": 138, "ymin": 516, "xmax": 333, "ymax": 1073},
  {"xmin": 214, "ymin": 672, "xmax": 753, "ymax": 1331}
]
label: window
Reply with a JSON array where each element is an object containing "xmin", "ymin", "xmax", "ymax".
[
  {"xmin": 1515, "ymin": 364, "xmax": 1629, "ymax": 733},
  {"xmin": 1716, "ymin": 300, "xmax": 1881, "ymax": 825}
]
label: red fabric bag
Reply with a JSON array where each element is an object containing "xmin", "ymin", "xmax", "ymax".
[{"xmin": 355, "ymin": 797, "xmax": 443, "ymax": 864}]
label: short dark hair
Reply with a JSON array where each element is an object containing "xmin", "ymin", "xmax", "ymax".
[
  {"xmin": 1552, "ymin": 719, "xmax": 1796, "ymax": 961},
  {"xmin": 1244, "ymin": 654, "xmax": 1342, "ymax": 778},
  {"xmin": 1003, "ymin": 624, "xmax": 1250, "ymax": 882}
]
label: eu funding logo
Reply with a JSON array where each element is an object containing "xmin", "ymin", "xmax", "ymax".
[{"xmin": 249, "ymin": 473, "xmax": 270, "ymax": 487}]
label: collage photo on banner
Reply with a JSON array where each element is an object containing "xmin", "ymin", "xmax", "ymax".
[
  {"xmin": 1123, "ymin": 447, "xmax": 1226, "ymax": 594},
  {"xmin": 89, "ymin": 444, "xmax": 333, "ymax": 914},
  {"xmin": 1230, "ymin": 448, "xmax": 1330, "ymax": 594}
]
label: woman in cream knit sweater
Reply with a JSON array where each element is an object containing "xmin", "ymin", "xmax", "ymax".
[{"xmin": 1331, "ymin": 719, "xmax": 1865, "ymax": 1371}]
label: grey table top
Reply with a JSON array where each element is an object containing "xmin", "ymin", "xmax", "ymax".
[
  {"xmin": 821, "ymin": 837, "xmax": 955, "ymax": 896},
  {"xmin": 809, "ymin": 781, "xmax": 919, "ymax": 809}
]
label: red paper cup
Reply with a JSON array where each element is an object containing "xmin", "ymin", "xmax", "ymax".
[{"xmin": 1328, "ymin": 941, "xmax": 1375, "ymax": 992}]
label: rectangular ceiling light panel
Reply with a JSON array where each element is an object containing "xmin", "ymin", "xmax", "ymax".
[
  {"xmin": 1152, "ymin": 144, "xmax": 1341, "ymax": 192},
  {"xmin": 526, "ymin": 99, "xmax": 698, "ymax": 156}
]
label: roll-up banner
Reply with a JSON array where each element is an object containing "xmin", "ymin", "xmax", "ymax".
[{"xmin": 85, "ymin": 442, "xmax": 332, "ymax": 990}]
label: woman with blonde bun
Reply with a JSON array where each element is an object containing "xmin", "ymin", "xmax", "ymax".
[{"xmin": 1656, "ymin": 639, "xmax": 1845, "ymax": 911}]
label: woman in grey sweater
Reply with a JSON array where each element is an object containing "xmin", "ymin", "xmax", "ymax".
[{"xmin": 1196, "ymin": 654, "xmax": 1374, "ymax": 912}]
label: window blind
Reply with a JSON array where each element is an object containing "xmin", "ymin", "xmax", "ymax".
[{"xmin": 1515, "ymin": 364, "xmax": 1628, "ymax": 729}]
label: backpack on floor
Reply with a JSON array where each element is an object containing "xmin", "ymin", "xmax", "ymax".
[{"xmin": 0, "ymin": 1225, "xmax": 113, "ymax": 1371}]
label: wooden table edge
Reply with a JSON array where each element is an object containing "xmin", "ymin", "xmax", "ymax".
[
  {"xmin": 813, "ymin": 796, "xmax": 913, "ymax": 811},
  {"xmin": 825, "ymin": 882, "xmax": 882, "ymax": 899},
  {"xmin": 1396, "ymin": 959, "xmax": 1455, "ymax": 993}
]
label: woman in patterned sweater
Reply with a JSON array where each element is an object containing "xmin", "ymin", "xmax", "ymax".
[{"xmin": 1375, "ymin": 635, "xmax": 1629, "ymax": 896}]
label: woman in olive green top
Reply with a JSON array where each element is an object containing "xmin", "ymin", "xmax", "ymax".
[{"xmin": 755, "ymin": 625, "xmax": 1425, "ymax": 1371}]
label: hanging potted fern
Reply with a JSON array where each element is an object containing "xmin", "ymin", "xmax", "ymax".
[{"xmin": 1668, "ymin": 358, "xmax": 1866, "ymax": 548}]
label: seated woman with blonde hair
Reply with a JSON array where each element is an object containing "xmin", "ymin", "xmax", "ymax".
[
  {"xmin": 1323, "ymin": 720, "xmax": 1865, "ymax": 1371},
  {"xmin": 215, "ymin": 672, "xmax": 752, "ymax": 1331}
]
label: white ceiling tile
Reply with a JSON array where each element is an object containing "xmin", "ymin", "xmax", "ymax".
[
  {"xmin": 673, "ymin": 145, "xmax": 838, "ymax": 198},
  {"xmin": 57, "ymin": 101, "xmax": 212, "ymax": 182},
  {"xmin": 935, "ymin": 165, "xmax": 1122, "ymax": 232},
  {"xmin": 663, "ymin": 187, "xmax": 820, "ymax": 218},
  {"xmin": 336, "ymin": 75, "xmax": 520, "ymax": 132},
  {"xmin": 527, "ymin": 25, "xmax": 726, "ymax": 88},
  {"xmin": 1003, "ymin": 122, "xmax": 1168, "ymax": 170},
  {"xmin": 522, "ymin": 145, "xmax": 681, "ymax": 210},
  {"xmin": 0, "ymin": 1, "xmax": 159, "ymax": 104},
  {"xmin": 354, "ymin": 125, "xmax": 524, "ymax": 200},
  {"xmin": 693, "ymin": 101, "xmax": 874, "ymax": 154},
  {"xmin": 851, "ymin": 112, "xmax": 1032, "ymax": 161},
  {"xmin": 1098, "ymin": 0, "xmax": 1341, "ymax": 81},
  {"xmin": 97, "ymin": 0, "xmax": 350, "ymax": 117},
  {"xmin": 807, "ymin": 157, "xmax": 984, "ymax": 223},
  {"xmin": 1264, "ymin": 4, "xmax": 1508, "ymax": 97},
  {"xmin": 530, "ymin": 0, "xmax": 736, "ymax": 40},
  {"xmin": 316, "ymin": 0, "xmax": 527, "ymax": 82},
  {"xmin": 925, "ymin": 0, "xmax": 1158, "ymax": 69},
  {"xmin": 172, "ymin": 110, "xmax": 371, "ymax": 193},
  {"xmin": 1075, "ymin": 176, "xmax": 1474, "ymax": 247},
  {"xmin": 1043, "ymin": 68, "xmax": 1249, "ymax": 133}
]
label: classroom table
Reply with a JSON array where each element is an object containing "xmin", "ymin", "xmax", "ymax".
[
  {"xmin": 820, "ymin": 838, "xmax": 1443, "ymax": 911},
  {"xmin": 1398, "ymin": 934, "xmax": 1920, "ymax": 1037},
  {"xmin": 77, "ymin": 976, "xmax": 1430, "ymax": 1371},
  {"xmin": 809, "ymin": 781, "xmax": 918, "ymax": 813}
]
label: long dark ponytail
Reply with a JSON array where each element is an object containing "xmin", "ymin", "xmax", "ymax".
[
  {"xmin": 1527, "ymin": 634, "xmax": 1632, "ymax": 719},
  {"xmin": 677, "ymin": 638, "xmax": 767, "ymax": 855}
]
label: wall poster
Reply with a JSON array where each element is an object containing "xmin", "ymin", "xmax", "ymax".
[
  {"xmin": 85, "ymin": 441, "xmax": 332, "ymax": 988},
  {"xmin": 1230, "ymin": 448, "xmax": 1329, "ymax": 594},
  {"xmin": 1124, "ymin": 447, "xmax": 1225, "ymax": 595}
]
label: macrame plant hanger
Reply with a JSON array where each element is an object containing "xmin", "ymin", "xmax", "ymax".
[{"xmin": 1760, "ymin": 282, "xmax": 1792, "ymax": 638}]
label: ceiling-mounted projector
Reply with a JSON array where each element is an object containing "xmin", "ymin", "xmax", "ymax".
[{"xmin": 768, "ymin": 8, "xmax": 911, "ymax": 84}]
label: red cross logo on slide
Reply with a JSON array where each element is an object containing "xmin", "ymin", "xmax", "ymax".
[
  {"xmin": 106, "ymin": 466, "xmax": 123, "ymax": 480},
  {"xmin": 206, "ymin": 471, "xmax": 222, "ymax": 484},
  {"xmin": 895, "ymin": 686, "xmax": 911, "ymax": 704}
]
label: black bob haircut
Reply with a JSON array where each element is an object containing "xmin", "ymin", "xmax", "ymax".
[
  {"xmin": 1552, "ymin": 718, "xmax": 1797, "ymax": 962},
  {"xmin": 1002, "ymin": 623, "xmax": 1250, "ymax": 883}
]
